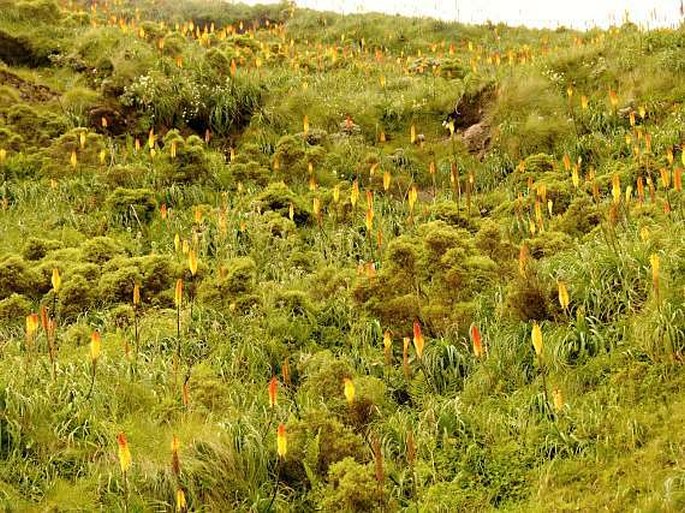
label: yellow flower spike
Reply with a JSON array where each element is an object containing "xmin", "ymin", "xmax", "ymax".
[
  {"xmin": 188, "ymin": 249, "xmax": 198, "ymax": 277},
  {"xmin": 182, "ymin": 240, "xmax": 189, "ymax": 255},
  {"xmin": 51, "ymin": 268, "xmax": 61, "ymax": 293},
  {"xmin": 174, "ymin": 279, "xmax": 184, "ymax": 308},
  {"xmin": 176, "ymin": 489, "xmax": 187, "ymax": 512},
  {"xmin": 117, "ymin": 432, "xmax": 132, "ymax": 474},
  {"xmin": 350, "ymin": 180, "xmax": 359, "ymax": 208},
  {"xmin": 0, "ymin": 148, "xmax": 6, "ymax": 163},
  {"xmin": 558, "ymin": 281, "xmax": 570, "ymax": 310},
  {"xmin": 571, "ymin": 166, "xmax": 580, "ymax": 188},
  {"xmin": 90, "ymin": 331, "xmax": 101, "ymax": 362},
  {"xmin": 170, "ymin": 140, "xmax": 177, "ymax": 158},
  {"xmin": 288, "ymin": 202, "xmax": 294, "ymax": 221},
  {"xmin": 383, "ymin": 170, "xmax": 391, "ymax": 191},
  {"xmin": 174, "ymin": 233, "xmax": 181, "ymax": 253},
  {"xmin": 608, "ymin": 89, "xmax": 618, "ymax": 109},
  {"xmin": 99, "ymin": 149, "xmax": 106, "ymax": 165},
  {"xmin": 660, "ymin": 168, "xmax": 670, "ymax": 189},
  {"xmin": 408, "ymin": 184, "xmax": 418, "ymax": 213},
  {"xmin": 410, "ymin": 123, "xmax": 416, "ymax": 144},
  {"xmin": 552, "ymin": 388, "xmax": 564, "ymax": 411},
  {"xmin": 562, "ymin": 153, "xmax": 571, "ymax": 172},
  {"xmin": 79, "ymin": 132, "xmax": 87, "ymax": 149},
  {"xmin": 650, "ymin": 253, "xmax": 660, "ymax": 291},
  {"xmin": 580, "ymin": 95, "xmax": 589, "ymax": 110},
  {"xmin": 343, "ymin": 378, "xmax": 355, "ymax": 404},
  {"xmin": 312, "ymin": 197, "xmax": 321, "ymax": 218},
  {"xmin": 383, "ymin": 330, "xmax": 392, "ymax": 362},
  {"xmin": 365, "ymin": 207, "xmax": 374, "ymax": 232},
  {"xmin": 531, "ymin": 322, "xmax": 543, "ymax": 357},
  {"xmin": 611, "ymin": 173, "xmax": 621, "ymax": 205},
  {"xmin": 276, "ymin": 423, "xmax": 287, "ymax": 458},
  {"xmin": 303, "ymin": 115, "xmax": 309, "ymax": 135},
  {"xmin": 70, "ymin": 150, "xmax": 77, "ymax": 168}
]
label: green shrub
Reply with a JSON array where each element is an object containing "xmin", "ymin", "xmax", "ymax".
[
  {"xmin": 80, "ymin": 236, "xmax": 128, "ymax": 264},
  {"xmin": 58, "ymin": 275, "xmax": 94, "ymax": 321},
  {"xmin": 22, "ymin": 237, "xmax": 63, "ymax": 261},
  {"xmin": 319, "ymin": 458, "xmax": 381, "ymax": 513},
  {"xmin": 0, "ymin": 255, "xmax": 40, "ymax": 300},
  {"xmin": 0, "ymin": 293, "xmax": 32, "ymax": 322},
  {"xmin": 105, "ymin": 188, "xmax": 158, "ymax": 226}
]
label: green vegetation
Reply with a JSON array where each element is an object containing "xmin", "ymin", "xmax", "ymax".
[{"xmin": 0, "ymin": 0, "xmax": 684, "ymax": 510}]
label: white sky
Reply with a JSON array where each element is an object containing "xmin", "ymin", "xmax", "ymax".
[{"xmin": 237, "ymin": 0, "xmax": 684, "ymax": 29}]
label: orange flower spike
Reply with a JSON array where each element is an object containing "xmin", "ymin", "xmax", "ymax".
[
  {"xmin": 470, "ymin": 323, "xmax": 483, "ymax": 358},
  {"xmin": 276, "ymin": 423, "xmax": 287, "ymax": 458},
  {"xmin": 268, "ymin": 376, "xmax": 278, "ymax": 408},
  {"xmin": 674, "ymin": 168, "xmax": 682, "ymax": 192},
  {"xmin": 117, "ymin": 432, "xmax": 132, "ymax": 473},
  {"xmin": 413, "ymin": 321, "xmax": 425, "ymax": 359},
  {"xmin": 90, "ymin": 331, "xmax": 101, "ymax": 362},
  {"xmin": 160, "ymin": 203, "xmax": 168, "ymax": 220}
]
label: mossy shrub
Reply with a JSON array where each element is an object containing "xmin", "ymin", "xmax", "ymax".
[
  {"xmin": 0, "ymin": 294, "xmax": 32, "ymax": 323},
  {"xmin": 105, "ymin": 187, "xmax": 157, "ymax": 226},
  {"xmin": 254, "ymin": 182, "xmax": 311, "ymax": 226},
  {"xmin": 22, "ymin": 237, "xmax": 63, "ymax": 261},
  {"xmin": 58, "ymin": 275, "xmax": 94, "ymax": 321},
  {"xmin": 97, "ymin": 264, "xmax": 142, "ymax": 305},
  {"xmin": 318, "ymin": 458, "xmax": 381, "ymax": 513},
  {"xmin": 0, "ymin": 255, "xmax": 41, "ymax": 300},
  {"xmin": 80, "ymin": 236, "xmax": 128, "ymax": 264}
]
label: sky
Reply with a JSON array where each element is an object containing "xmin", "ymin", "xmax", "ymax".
[{"xmin": 236, "ymin": 0, "xmax": 685, "ymax": 29}]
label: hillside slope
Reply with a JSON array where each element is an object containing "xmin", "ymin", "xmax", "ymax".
[{"xmin": 0, "ymin": 1, "xmax": 684, "ymax": 511}]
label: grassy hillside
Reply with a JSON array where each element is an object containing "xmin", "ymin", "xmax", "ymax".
[{"xmin": 0, "ymin": 0, "xmax": 684, "ymax": 511}]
